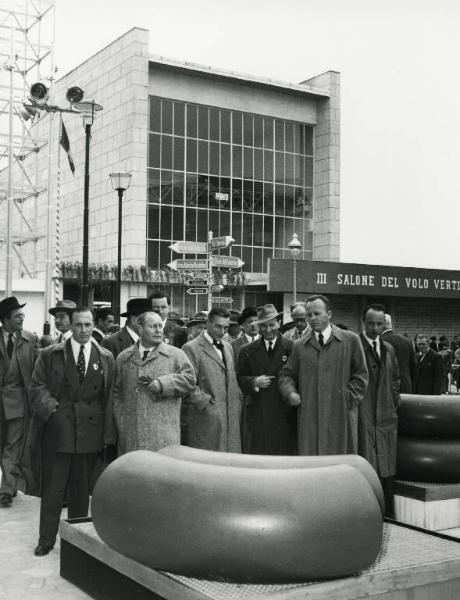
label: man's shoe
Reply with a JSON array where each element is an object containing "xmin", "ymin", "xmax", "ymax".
[
  {"xmin": 0, "ymin": 494, "xmax": 12, "ymax": 507},
  {"xmin": 34, "ymin": 544, "xmax": 53, "ymax": 557}
]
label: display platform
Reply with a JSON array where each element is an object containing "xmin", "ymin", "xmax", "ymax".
[
  {"xmin": 60, "ymin": 518, "xmax": 460, "ymax": 600},
  {"xmin": 394, "ymin": 480, "xmax": 460, "ymax": 530}
]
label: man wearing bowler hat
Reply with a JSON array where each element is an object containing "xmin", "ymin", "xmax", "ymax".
[
  {"xmin": 0, "ymin": 296, "xmax": 39, "ymax": 508},
  {"xmin": 102, "ymin": 298, "xmax": 152, "ymax": 359},
  {"xmin": 49, "ymin": 300, "xmax": 76, "ymax": 344},
  {"xmin": 231, "ymin": 306, "xmax": 259, "ymax": 366},
  {"xmin": 237, "ymin": 304, "xmax": 296, "ymax": 455}
]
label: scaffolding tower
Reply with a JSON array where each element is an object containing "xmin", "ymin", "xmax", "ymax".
[{"xmin": 0, "ymin": 0, "xmax": 55, "ymax": 302}]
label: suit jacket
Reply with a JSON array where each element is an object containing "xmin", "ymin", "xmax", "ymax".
[
  {"xmin": 381, "ymin": 329, "xmax": 416, "ymax": 393},
  {"xmin": 231, "ymin": 335, "xmax": 253, "ymax": 367},
  {"xmin": 30, "ymin": 339, "xmax": 115, "ymax": 448},
  {"xmin": 414, "ymin": 349, "xmax": 444, "ymax": 395},
  {"xmin": 163, "ymin": 319, "xmax": 187, "ymax": 348},
  {"xmin": 102, "ymin": 327, "xmax": 135, "ymax": 359},
  {"xmin": 0, "ymin": 328, "xmax": 39, "ymax": 420},
  {"xmin": 182, "ymin": 332, "xmax": 241, "ymax": 452},
  {"xmin": 237, "ymin": 334, "xmax": 296, "ymax": 454}
]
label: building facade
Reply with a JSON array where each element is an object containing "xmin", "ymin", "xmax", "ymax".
[{"xmin": 6, "ymin": 27, "xmax": 340, "ymax": 328}]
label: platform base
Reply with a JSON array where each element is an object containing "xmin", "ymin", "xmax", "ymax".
[
  {"xmin": 394, "ymin": 480, "xmax": 460, "ymax": 530},
  {"xmin": 59, "ymin": 518, "xmax": 460, "ymax": 600}
]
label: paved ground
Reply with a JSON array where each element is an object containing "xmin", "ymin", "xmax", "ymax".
[{"xmin": 0, "ymin": 492, "xmax": 91, "ymax": 600}]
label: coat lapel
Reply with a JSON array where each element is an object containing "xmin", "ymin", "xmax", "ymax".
[
  {"xmin": 198, "ymin": 334, "xmax": 226, "ymax": 370},
  {"xmin": 252, "ymin": 338, "xmax": 273, "ymax": 372}
]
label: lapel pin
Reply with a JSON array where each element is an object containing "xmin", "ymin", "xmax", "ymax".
[
  {"xmin": 93, "ymin": 363, "xmax": 99, "ymax": 371},
  {"xmin": 282, "ymin": 355, "xmax": 288, "ymax": 362}
]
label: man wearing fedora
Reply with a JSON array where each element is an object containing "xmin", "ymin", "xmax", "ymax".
[
  {"xmin": 237, "ymin": 304, "xmax": 296, "ymax": 455},
  {"xmin": 186, "ymin": 312, "xmax": 208, "ymax": 342},
  {"xmin": 182, "ymin": 308, "xmax": 241, "ymax": 452},
  {"xmin": 230, "ymin": 306, "xmax": 259, "ymax": 366},
  {"xmin": 29, "ymin": 306, "xmax": 115, "ymax": 556},
  {"xmin": 0, "ymin": 296, "xmax": 39, "ymax": 508},
  {"xmin": 49, "ymin": 300, "xmax": 76, "ymax": 344},
  {"xmin": 279, "ymin": 294, "xmax": 368, "ymax": 456},
  {"xmin": 102, "ymin": 298, "xmax": 151, "ymax": 359}
]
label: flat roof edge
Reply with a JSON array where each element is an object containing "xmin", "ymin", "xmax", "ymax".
[{"xmin": 149, "ymin": 54, "xmax": 331, "ymax": 99}]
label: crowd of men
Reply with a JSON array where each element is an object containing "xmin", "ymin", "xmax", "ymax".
[{"xmin": 0, "ymin": 290, "xmax": 454, "ymax": 556}]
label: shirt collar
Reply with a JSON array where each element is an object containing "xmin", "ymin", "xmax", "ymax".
[
  {"xmin": 362, "ymin": 332, "xmax": 380, "ymax": 348},
  {"xmin": 126, "ymin": 325, "xmax": 139, "ymax": 343},
  {"xmin": 70, "ymin": 336, "xmax": 92, "ymax": 353},
  {"xmin": 204, "ymin": 330, "xmax": 216, "ymax": 346},
  {"xmin": 315, "ymin": 324, "xmax": 332, "ymax": 342},
  {"xmin": 244, "ymin": 332, "xmax": 259, "ymax": 343},
  {"xmin": 2, "ymin": 329, "xmax": 16, "ymax": 342},
  {"xmin": 264, "ymin": 337, "xmax": 277, "ymax": 350}
]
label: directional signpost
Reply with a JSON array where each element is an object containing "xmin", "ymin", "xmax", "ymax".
[{"xmin": 169, "ymin": 233, "xmax": 244, "ymax": 309}]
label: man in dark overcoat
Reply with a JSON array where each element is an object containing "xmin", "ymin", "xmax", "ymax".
[
  {"xmin": 231, "ymin": 306, "xmax": 259, "ymax": 366},
  {"xmin": 29, "ymin": 306, "xmax": 115, "ymax": 556},
  {"xmin": 237, "ymin": 304, "xmax": 296, "ymax": 455},
  {"xmin": 149, "ymin": 290, "xmax": 187, "ymax": 348},
  {"xmin": 102, "ymin": 298, "xmax": 150, "ymax": 358},
  {"xmin": 381, "ymin": 314, "xmax": 415, "ymax": 393},
  {"xmin": 414, "ymin": 334, "xmax": 444, "ymax": 395},
  {"xmin": 279, "ymin": 294, "xmax": 368, "ymax": 455},
  {"xmin": 0, "ymin": 296, "xmax": 39, "ymax": 508},
  {"xmin": 359, "ymin": 304, "xmax": 400, "ymax": 517}
]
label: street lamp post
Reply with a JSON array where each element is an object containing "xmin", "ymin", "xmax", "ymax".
[
  {"xmin": 75, "ymin": 99, "xmax": 102, "ymax": 306},
  {"xmin": 287, "ymin": 232, "xmax": 302, "ymax": 304},
  {"xmin": 109, "ymin": 172, "xmax": 132, "ymax": 322}
]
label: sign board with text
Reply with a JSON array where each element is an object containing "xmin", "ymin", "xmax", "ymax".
[
  {"xmin": 210, "ymin": 236, "xmax": 234, "ymax": 250},
  {"xmin": 211, "ymin": 256, "xmax": 244, "ymax": 269},
  {"xmin": 169, "ymin": 241, "xmax": 208, "ymax": 254},
  {"xmin": 268, "ymin": 259, "xmax": 460, "ymax": 300},
  {"xmin": 168, "ymin": 259, "xmax": 208, "ymax": 271},
  {"xmin": 212, "ymin": 296, "xmax": 233, "ymax": 304},
  {"xmin": 186, "ymin": 287, "xmax": 208, "ymax": 295}
]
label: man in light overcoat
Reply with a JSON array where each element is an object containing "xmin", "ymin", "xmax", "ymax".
[
  {"xmin": 182, "ymin": 308, "xmax": 241, "ymax": 452},
  {"xmin": 279, "ymin": 294, "xmax": 368, "ymax": 455},
  {"xmin": 0, "ymin": 296, "xmax": 39, "ymax": 508},
  {"xmin": 113, "ymin": 311, "xmax": 196, "ymax": 454}
]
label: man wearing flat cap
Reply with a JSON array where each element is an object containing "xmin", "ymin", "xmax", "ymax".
[
  {"xmin": 49, "ymin": 300, "xmax": 76, "ymax": 344},
  {"xmin": 237, "ymin": 304, "xmax": 296, "ymax": 455},
  {"xmin": 102, "ymin": 298, "xmax": 151, "ymax": 359},
  {"xmin": 0, "ymin": 296, "xmax": 39, "ymax": 508}
]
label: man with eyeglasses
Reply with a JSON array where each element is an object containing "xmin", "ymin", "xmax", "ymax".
[{"xmin": 283, "ymin": 302, "xmax": 310, "ymax": 341}]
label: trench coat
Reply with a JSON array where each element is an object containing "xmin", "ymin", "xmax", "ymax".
[
  {"xmin": 358, "ymin": 335, "xmax": 400, "ymax": 477},
  {"xmin": 182, "ymin": 332, "xmax": 241, "ymax": 452},
  {"xmin": 237, "ymin": 335, "xmax": 296, "ymax": 455},
  {"xmin": 279, "ymin": 326, "xmax": 368, "ymax": 455},
  {"xmin": 113, "ymin": 342, "xmax": 196, "ymax": 454}
]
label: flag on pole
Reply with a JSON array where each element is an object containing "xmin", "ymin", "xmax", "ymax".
[{"xmin": 60, "ymin": 120, "xmax": 75, "ymax": 174}]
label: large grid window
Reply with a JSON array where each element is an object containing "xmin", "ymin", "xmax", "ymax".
[{"xmin": 147, "ymin": 97, "xmax": 314, "ymax": 272}]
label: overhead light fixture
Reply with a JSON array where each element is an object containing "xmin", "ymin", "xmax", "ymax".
[
  {"xmin": 66, "ymin": 86, "xmax": 84, "ymax": 104},
  {"xmin": 29, "ymin": 82, "xmax": 49, "ymax": 105}
]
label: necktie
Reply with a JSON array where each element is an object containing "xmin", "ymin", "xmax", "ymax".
[
  {"xmin": 143, "ymin": 350, "xmax": 150, "ymax": 361},
  {"xmin": 77, "ymin": 345, "xmax": 86, "ymax": 384},
  {"xmin": 213, "ymin": 339, "xmax": 226, "ymax": 367},
  {"xmin": 318, "ymin": 333, "xmax": 324, "ymax": 347},
  {"xmin": 373, "ymin": 341, "xmax": 380, "ymax": 363},
  {"xmin": 6, "ymin": 333, "xmax": 14, "ymax": 359},
  {"xmin": 267, "ymin": 341, "xmax": 274, "ymax": 358}
]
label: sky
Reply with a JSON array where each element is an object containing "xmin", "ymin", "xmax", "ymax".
[{"xmin": 54, "ymin": 0, "xmax": 460, "ymax": 271}]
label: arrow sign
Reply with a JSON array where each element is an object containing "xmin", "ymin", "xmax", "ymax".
[
  {"xmin": 212, "ymin": 296, "xmax": 234, "ymax": 304},
  {"xmin": 211, "ymin": 255, "xmax": 244, "ymax": 269},
  {"xmin": 210, "ymin": 236, "xmax": 234, "ymax": 250},
  {"xmin": 187, "ymin": 287, "xmax": 208, "ymax": 295},
  {"xmin": 185, "ymin": 279, "xmax": 209, "ymax": 287},
  {"xmin": 168, "ymin": 259, "xmax": 208, "ymax": 271},
  {"xmin": 169, "ymin": 241, "xmax": 208, "ymax": 254}
]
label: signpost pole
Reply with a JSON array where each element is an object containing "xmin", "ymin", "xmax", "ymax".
[{"xmin": 207, "ymin": 231, "xmax": 213, "ymax": 311}]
